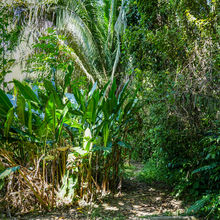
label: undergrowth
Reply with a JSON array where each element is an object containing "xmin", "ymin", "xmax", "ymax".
[{"xmin": 136, "ymin": 152, "xmax": 173, "ymax": 187}]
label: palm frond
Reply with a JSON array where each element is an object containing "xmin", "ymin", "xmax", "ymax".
[
  {"xmin": 111, "ymin": 0, "xmax": 126, "ymax": 81},
  {"xmin": 2, "ymin": 0, "xmax": 128, "ymax": 85}
]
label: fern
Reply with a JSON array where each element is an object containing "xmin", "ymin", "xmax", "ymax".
[
  {"xmin": 187, "ymin": 195, "xmax": 211, "ymax": 214},
  {"xmin": 192, "ymin": 162, "xmax": 219, "ymax": 174}
]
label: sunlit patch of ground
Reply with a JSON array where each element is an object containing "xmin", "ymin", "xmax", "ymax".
[{"xmin": 88, "ymin": 178, "xmax": 185, "ymax": 219}]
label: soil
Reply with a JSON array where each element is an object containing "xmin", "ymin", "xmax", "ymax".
[{"xmin": 2, "ymin": 163, "xmax": 188, "ymax": 220}]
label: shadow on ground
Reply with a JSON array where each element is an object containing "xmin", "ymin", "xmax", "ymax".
[{"xmin": 86, "ymin": 178, "xmax": 185, "ymax": 219}]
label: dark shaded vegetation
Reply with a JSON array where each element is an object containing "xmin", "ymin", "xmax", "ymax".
[
  {"xmin": 0, "ymin": 0, "xmax": 219, "ymax": 219},
  {"xmin": 124, "ymin": 0, "xmax": 220, "ymax": 218}
]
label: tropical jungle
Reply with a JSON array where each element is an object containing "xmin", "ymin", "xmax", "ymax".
[{"xmin": 0, "ymin": 0, "xmax": 219, "ymax": 219}]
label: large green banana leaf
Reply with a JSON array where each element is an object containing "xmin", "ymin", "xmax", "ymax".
[
  {"xmin": 4, "ymin": 107, "xmax": 14, "ymax": 137},
  {"xmin": 0, "ymin": 89, "xmax": 13, "ymax": 117},
  {"xmin": 44, "ymin": 80, "xmax": 63, "ymax": 108},
  {"xmin": 45, "ymin": 94, "xmax": 56, "ymax": 133},
  {"xmin": 16, "ymin": 93, "xmax": 25, "ymax": 125},
  {"xmin": 13, "ymin": 80, "xmax": 39, "ymax": 105}
]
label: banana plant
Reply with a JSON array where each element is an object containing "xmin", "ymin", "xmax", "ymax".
[
  {"xmin": 0, "ymin": 73, "xmax": 138, "ymax": 205},
  {"xmin": 0, "ymin": 89, "xmax": 13, "ymax": 118},
  {"xmin": 0, "ymin": 68, "xmax": 78, "ymax": 207},
  {"xmin": 63, "ymin": 79, "xmax": 137, "ymax": 195}
]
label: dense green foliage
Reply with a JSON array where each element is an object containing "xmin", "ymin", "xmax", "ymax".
[
  {"xmin": 0, "ymin": 0, "xmax": 219, "ymax": 218},
  {"xmin": 0, "ymin": 0, "xmax": 137, "ymax": 210},
  {"xmin": 125, "ymin": 0, "xmax": 220, "ymax": 218},
  {"xmin": 0, "ymin": 63, "xmax": 136, "ymax": 211}
]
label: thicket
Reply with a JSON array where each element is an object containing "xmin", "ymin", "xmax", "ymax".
[
  {"xmin": 125, "ymin": 0, "xmax": 220, "ymax": 218},
  {"xmin": 0, "ymin": 38, "xmax": 137, "ymax": 214},
  {"xmin": 0, "ymin": 0, "xmax": 137, "ymax": 215},
  {"xmin": 0, "ymin": 0, "xmax": 219, "ymax": 219}
]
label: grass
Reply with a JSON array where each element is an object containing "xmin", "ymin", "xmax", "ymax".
[
  {"xmin": 122, "ymin": 163, "xmax": 138, "ymax": 179},
  {"xmin": 136, "ymin": 158, "xmax": 170, "ymax": 185}
]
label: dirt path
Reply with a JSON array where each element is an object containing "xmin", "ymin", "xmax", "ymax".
[
  {"xmin": 84, "ymin": 162, "xmax": 186, "ymax": 219},
  {"xmin": 94, "ymin": 180, "xmax": 185, "ymax": 219},
  {"xmin": 15, "ymin": 163, "xmax": 188, "ymax": 219}
]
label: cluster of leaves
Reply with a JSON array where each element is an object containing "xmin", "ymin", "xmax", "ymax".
[
  {"xmin": 186, "ymin": 131, "xmax": 220, "ymax": 217},
  {"xmin": 0, "ymin": 26, "xmax": 137, "ymax": 211},
  {"xmin": 26, "ymin": 28, "xmax": 72, "ymax": 80},
  {"xmin": 0, "ymin": 68, "xmax": 137, "ymax": 212}
]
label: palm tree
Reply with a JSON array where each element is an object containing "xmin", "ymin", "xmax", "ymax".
[{"xmin": 2, "ymin": 0, "xmax": 128, "ymax": 85}]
